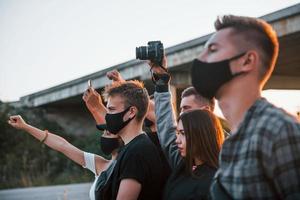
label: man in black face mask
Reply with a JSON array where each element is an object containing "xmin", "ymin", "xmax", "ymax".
[
  {"xmin": 107, "ymin": 70, "xmax": 172, "ymax": 189},
  {"xmin": 107, "ymin": 70, "xmax": 161, "ymax": 144},
  {"xmin": 103, "ymin": 80, "xmax": 166, "ymax": 200},
  {"xmin": 191, "ymin": 15, "xmax": 300, "ymax": 199}
]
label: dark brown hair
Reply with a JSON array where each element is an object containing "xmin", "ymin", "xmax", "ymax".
[
  {"xmin": 181, "ymin": 87, "xmax": 215, "ymax": 111},
  {"xmin": 178, "ymin": 109, "xmax": 224, "ymax": 175},
  {"xmin": 214, "ymin": 15, "xmax": 279, "ymax": 83},
  {"xmin": 103, "ymin": 80, "xmax": 149, "ymax": 122}
]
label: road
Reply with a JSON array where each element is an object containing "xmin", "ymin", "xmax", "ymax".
[{"xmin": 0, "ymin": 182, "xmax": 92, "ymax": 200}]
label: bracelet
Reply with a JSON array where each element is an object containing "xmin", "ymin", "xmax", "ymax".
[{"xmin": 41, "ymin": 130, "xmax": 49, "ymax": 143}]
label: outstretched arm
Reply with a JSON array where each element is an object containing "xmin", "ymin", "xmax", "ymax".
[{"xmin": 8, "ymin": 115, "xmax": 109, "ymax": 174}]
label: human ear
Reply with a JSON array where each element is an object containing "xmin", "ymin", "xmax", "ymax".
[
  {"xmin": 241, "ymin": 51, "xmax": 258, "ymax": 72},
  {"xmin": 128, "ymin": 106, "xmax": 137, "ymax": 119}
]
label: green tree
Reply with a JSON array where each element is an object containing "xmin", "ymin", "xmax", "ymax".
[{"xmin": 0, "ymin": 101, "xmax": 102, "ymax": 189}]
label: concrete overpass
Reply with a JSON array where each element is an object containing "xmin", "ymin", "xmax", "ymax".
[{"xmin": 19, "ymin": 4, "xmax": 300, "ymax": 135}]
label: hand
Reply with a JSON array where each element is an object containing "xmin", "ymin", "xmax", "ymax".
[
  {"xmin": 147, "ymin": 55, "xmax": 168, "ymax": 74},
  {"xmin": 83, "ymin": 87, "xmax": 106, "ymax": 114},
  {"xmin": 8, "ymin": 115, "xmax": 28, "ymax": 130},
  {"xmin": 106, "ymin": 70, "xmax": 125, "ymax": 82}
]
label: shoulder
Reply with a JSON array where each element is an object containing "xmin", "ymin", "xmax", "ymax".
[
  {"xmin": 118, "ymin": 134, "xmax": 158, "ymax": 161},
  {"xmin": 265, "ymin": 102, "xmax": 299, "ymax": 139},
  {"xmin": 250, "ymin": 99, "xmax": 300, "ymax": 156},
  {"xmin": 128, "ymin": 134, "xmax": 158, "ymax": 152},
  {"xmin": 251, "ymin": 99, "xmax": 299, "ymax": 137}
]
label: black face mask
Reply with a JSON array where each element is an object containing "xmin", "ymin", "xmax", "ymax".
[
  {"xmin": 100, "ymin": 136, "xmax": 120, "ymax": 155},
  {"xmin": 191, "ymin": 52, "xmax": 246, "ymax": 99},
  {"xmin": 105, "ymin": 106, "xmax": 135, "ymax": 135},
  {"xmin": 144, "ymin": 118, "xmax": 154, "ymax": 128}
]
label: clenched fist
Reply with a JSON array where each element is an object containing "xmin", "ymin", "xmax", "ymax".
[{"xmin": 8, "ymin": 115, "xmax": 27, "ymax": 130}]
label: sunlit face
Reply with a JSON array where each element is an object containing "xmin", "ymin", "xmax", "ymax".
[
  {"xmin": 197, "ymin": 28, "xmax": 239, "ymax": 63},
  {"xmin": 106, "ymin": 95, "xmax": 134, "ymax": 122},
  {"xmin": 175, "ymin": 120, "xmax": 186, "ymax": 157},
  {"xmin": 106, "ymin": 95, "xmax": 127, "ymax": 114},
  {"xmin": 180, "ymin": 95, "xmax": 207, "ymax": 114}
]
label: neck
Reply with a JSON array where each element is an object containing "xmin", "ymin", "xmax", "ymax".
[
  {"xmin": 150, "ymin": 125, "xmax": 157, "ymax": 133},
  {"xmin": 111, "ymin": 151, "xmax": 118, "ymax": 160},
  {"xmin": 118, "ymin": 120, "xmax": 143, "ymax": 144},
  {"xmin": 218, "ymin": 78, "xmax": 261, "ymax": 132}
]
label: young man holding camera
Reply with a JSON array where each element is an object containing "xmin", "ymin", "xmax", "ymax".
[{"xmin": 191, "ymin": 15, "xmax": 300, "ymax": 199}]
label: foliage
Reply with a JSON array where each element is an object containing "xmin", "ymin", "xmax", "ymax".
[{"xmin": 0, "ymin": 101, "xmax": 103, "ymax": 189}]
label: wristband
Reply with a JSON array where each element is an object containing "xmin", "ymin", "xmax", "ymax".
[{"xmin": 41, "ymin": 130, "xmax": 49, "ymax": 143}]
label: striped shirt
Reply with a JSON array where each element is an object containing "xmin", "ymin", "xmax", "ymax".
[{"xmin": 216, "ymin": 98, "xmax": 300, "ymax": 199}]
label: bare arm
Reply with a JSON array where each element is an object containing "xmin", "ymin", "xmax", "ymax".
[
  {"xmin": 24, "ymin": 124, "xmax": 86, "ymax": 165},
  {"xmin": 83, "ymin": 70, "xmax": 124, "ymax": 124},
  {"xmin": 8, "ymin": 115, "xmax": 109, "ymax": 174},
  {"xmin": 116, "ymin": 179, "xmax": 141, "ymax": 200}
]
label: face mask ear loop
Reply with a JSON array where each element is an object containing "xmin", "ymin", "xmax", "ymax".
[
  {"xmin": 228, "ymin": 52, "xmax": 247, "ymax": 61},
  {"xmin": 125, "ymin": 106, "xmax": 136, "ymax": 121},
  {"xmin": 229, "ymin": 52, "xmax": 248, "ymax": 77}
]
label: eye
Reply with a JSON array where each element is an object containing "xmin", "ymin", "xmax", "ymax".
[
  {"xmin": 176, "ymin": 130, "xmax": 185, "ymax": 135},
  {"xmin": 209, "ymin": 46, "xmax": 217, "ymax": 53},
  {"xmin": 107, "ymin": 107, "xmax": 115, "ymax": 112}
]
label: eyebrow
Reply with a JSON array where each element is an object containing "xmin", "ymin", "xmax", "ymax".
[{"xmin": 107, "ymin": 106, "xmax": 116, "ymax": 110}]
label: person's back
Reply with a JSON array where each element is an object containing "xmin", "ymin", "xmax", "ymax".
[{"xmin": 111, "ymin": 134, "xmax": 165, "ymax": 200}]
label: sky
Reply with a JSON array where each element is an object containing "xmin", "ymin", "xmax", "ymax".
[{"xmin": 0, "ymin": 0, "xmax": 299, "ymax": 116}]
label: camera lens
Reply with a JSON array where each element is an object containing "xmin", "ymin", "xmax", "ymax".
[{"xmin": 136, "ymin": 46, "xmax": 148, "ymax": 60}]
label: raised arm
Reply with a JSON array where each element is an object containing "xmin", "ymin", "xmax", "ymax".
[
  {"xmin": 8, "ymin": 115, "xmax": 109, "ymax": 174},
  {"xmin": 106, "ymin": 70, "xmax": 125, "ymax": 82},
  {"xmin": 83, "ymin": 87, "xmax": 107, "ymax": 125},
  {"xmin": 83, "ymin": 70, "xmax": 124, "ymax": 125},
  {"xmin": 149, "ymin": 57, "xmax": 182, "ymax": 169}
]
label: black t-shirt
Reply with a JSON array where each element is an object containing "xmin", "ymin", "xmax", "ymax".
[
  {"xmin": 145, "ymin": 130, "xmax": 171, "ymax": 182},
  {"xmin": 110, "ymin": 134, "xmax": 166, "ymax": 200},
  {"xmin": 94, "ymin": 160, "xmax": 117, "ymax": 200},
  {"xmin": 164, "ymin": 161, "xmax": 216, "ymax": 200}
]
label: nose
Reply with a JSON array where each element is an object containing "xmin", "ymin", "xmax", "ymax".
[
  {"xmin": 197, "ymin": 49, "xmax": 208, "ymax": 61},
  {"xmin": 175, "ymin": 134, "xmax": 181, "ymax": 145},
  {"xmin": 180, "ymin": 108, "xmax": 185, "ymax": 114}
]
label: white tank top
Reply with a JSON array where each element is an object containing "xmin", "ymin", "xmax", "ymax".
[{"xmin": 82, "ymin": 152, "xmax": 99, "ymax": 200}]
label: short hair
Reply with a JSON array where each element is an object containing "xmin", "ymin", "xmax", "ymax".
[
  {"xmin": 178, "ymin": 109, "xmax": 224, "ymax": 174},
  {"xmin": 214, "ymin": 15, "xmax": 279, "ymax": 83},
  {"xmin": 103, "ymin": 80, "xmax": 149, "ymax": 122},
  {"xmin": 181, "ymin": 87, "xmax": 215, "ymax": 111}
]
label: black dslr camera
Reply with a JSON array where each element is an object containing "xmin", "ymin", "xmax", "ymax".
[{"xmin": 136, "ymin": 41, "xmax": 164, "ymax": 66}]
